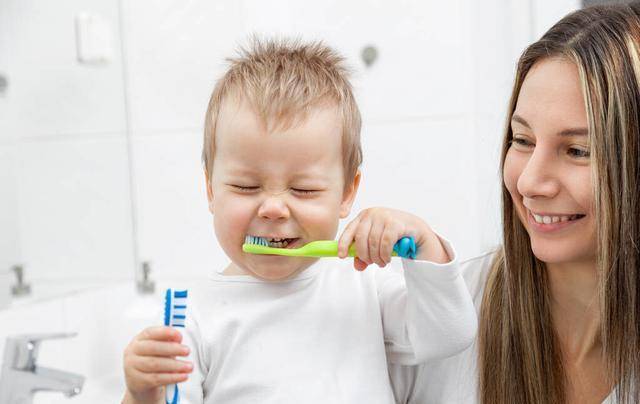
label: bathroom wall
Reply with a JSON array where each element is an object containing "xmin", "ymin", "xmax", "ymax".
[
  {"xmin": 0, "ymin": 0, "xmax": 580, "ymax": 290},
  {"xmin": 0, "ymin": 0, "xmax": 135, "ymax": 285}
]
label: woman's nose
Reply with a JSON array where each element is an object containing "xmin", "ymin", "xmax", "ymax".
[
  {"xmin": 516, "ymin": 148, "xmax": 561, "ymax": 199},
  {"xmin": 258, "ymin": 194, "xmax": 291, "ymax": 220}
]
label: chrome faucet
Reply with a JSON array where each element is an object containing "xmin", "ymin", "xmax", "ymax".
[
  {"xmin": 0, "ymin": 333, "xmax": 84, "ymax": 404},
  {"xmin": 11, "ymin": 265, "xmax": 31, "ymax": 297},
  {"xmin": 137, "ymin": 261, "xmax": 155, "ymax": 294}
]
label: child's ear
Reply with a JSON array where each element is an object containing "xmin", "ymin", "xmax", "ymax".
[
  {"xmin": 205, "ymin": 171, "xmax": 215, "ymax": 214},
  {"xmin": 339, "ymin": 170, "xmax": 361, "ymax": 219}
]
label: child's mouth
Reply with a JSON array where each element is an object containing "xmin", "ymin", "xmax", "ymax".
[
  {"xmin": 266, "ymin": 237, "xmax": 299, "ymax": 248},
  {"xmin": 245, "ymin": 235, "xmax": 300, "ymax": 249}
]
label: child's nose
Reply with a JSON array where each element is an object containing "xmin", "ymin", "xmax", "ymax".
[{"xmin": 258, "ymin": 195, "xmax": 291, "ymax": 220}]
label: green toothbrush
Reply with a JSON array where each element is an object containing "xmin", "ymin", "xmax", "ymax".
[{"xmin": 242, "ymin": 235, "xmax": 417, "ymax": 259}]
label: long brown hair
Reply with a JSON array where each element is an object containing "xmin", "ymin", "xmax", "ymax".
[{"xmin": 478, "ymin": 3, "xmax": 640, "ymax": 403}]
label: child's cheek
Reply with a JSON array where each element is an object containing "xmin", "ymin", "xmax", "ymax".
[
  {"xmin": 295, "ymin": 198, "xmax": 341, "ymax": 238},
  {"xmin": 214, "ymin": 195, "xmax": 256, "ymax": 241}
]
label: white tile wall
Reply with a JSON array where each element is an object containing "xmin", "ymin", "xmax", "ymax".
[
  {"xmin": 120, "ymin": 0, "xmax": 248, "ymax": 134},
  {"xmin": 0, "ymin": 0, "xmax": 126, "ymax": 140},
  {"xmin": 0, "ymin": 0, "xmax": 132, "ymax": 287},
  {"xmin": 0, "ymin": 145, "xmax": 21, "ymax": 272},
  {"xmin": 131, "ymin": 132, "xmax": 224, "ymax": 279},
  {"xmin": 287, "ymin": 0, "xmax": 472, "ymax": 121},
  {"xmin": 14, "ymin": 137, "xmax": 135, "ymax": 280},
  {"xmin": 350, "ymin": 117, "xmax": 487, "ymax": 259}
]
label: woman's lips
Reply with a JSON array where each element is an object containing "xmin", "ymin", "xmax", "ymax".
[{"xmin": 526, "ymin": 209, "xmax": 586, "ymax": 233}]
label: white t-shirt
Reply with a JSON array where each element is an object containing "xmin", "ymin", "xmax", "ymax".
[
  {"xmin": 388, "ymin": 251, "xmax": 617, "ymax": 404},
  {"xmin": 176, "ymin": 245, "xmax": 477, "ymax": 404}
]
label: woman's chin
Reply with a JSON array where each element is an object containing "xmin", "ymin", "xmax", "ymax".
[{"xmin": 530, "ymin": 240, "xmax": 594, "ymax": 266}]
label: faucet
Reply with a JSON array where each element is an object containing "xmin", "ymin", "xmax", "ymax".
[
  {"xmin": 0, "ymin": 332, "xmax": 84, "ymax": 404},
  {"xmin": 11, "ymin": 265, "xmax": 31, "ymax": 297},
  {"xmin": 137, "ymin": 261, "xmax": 155, "ymax": 294}
]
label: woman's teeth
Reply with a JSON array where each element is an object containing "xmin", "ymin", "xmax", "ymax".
[{"xmin": 532, "ymin": 213, "xmax": 583, "ymax": 224}]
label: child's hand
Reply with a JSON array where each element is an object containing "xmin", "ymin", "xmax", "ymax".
[
  {"xmin": 123, "ymin": 326, "xmax": 193, "ymax": 404},
  {"xmin": 337, "ymin": 207, "xmax": 450, "ymax": 270}
]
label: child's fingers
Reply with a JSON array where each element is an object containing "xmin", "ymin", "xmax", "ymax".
[
  {"xmin": 337, "ymin": 214, "xmax": 361, "ymax": 258},
  {"xmin": 137, "ymin": 326, "xmax": 183, "ymax": 343},
  {"xmin": 368, "ymin": 220, "xmax": 386, "ymax": 267},
  {"xmin": 133, "ymin": 356, "xmax": 194, "ymax": 374},
  {"xmin": 129, "ymin": 367, "xmax": 190, "ymax": 389},
  {"xmin": 354, "ymin": 218, "xmax": 373, "ymax": 265},
  {"xmin": 380, "ymin": 222, "xmax": 401, "ymax": 266},
  {"xmin": 134, "ymin": 340, "xmax": 190, "ymax": 357},
  {"xmin": 353, "ymin": 257, "xmax": 369, "ymax": 271}
]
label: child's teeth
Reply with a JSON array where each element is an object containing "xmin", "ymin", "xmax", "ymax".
[{"xmin": 268, "ymin": 239, "xmax": 289, "ymax": 248}]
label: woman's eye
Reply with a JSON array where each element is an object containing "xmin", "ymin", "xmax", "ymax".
[
  {"xmin": 510, "ymin": 136, "xmax": 533, "ymax": 148},
  {"xmin": 568, "ymin": 147, "xmax": 590, "ymax": 158}
]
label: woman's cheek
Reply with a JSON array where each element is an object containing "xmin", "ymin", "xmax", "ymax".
[{"xmin": 502, "ymin": 151, "xmax": 521, "ymax": 196}]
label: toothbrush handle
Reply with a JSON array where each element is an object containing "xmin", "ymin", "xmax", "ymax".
[
  {"xmin": 392, "ymin": 237, "xmax": 417, "ymax": 259},
  {"xmin": 166, "ymin": 383, "xmax": 179, "ymax": 404},
  {"xmin": 348, "ymin": 236, "xmax": 417, "ymax": 259}
]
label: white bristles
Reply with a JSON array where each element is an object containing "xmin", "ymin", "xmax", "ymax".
[{"xmin": 244, "ymin": 235, "xmax": 269, "ymax": 246}]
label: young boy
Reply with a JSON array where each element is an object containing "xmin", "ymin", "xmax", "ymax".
[{"xmin": 122, "ymin": 39, "xmax": 476, "ymax": 404}]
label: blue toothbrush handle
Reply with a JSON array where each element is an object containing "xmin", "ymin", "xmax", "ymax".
[
  {"xmin": 166, "ymin": 383, "xmax": 179, "ymax": 404},
  {"xmin": 393, "ymin": 236, "xmax": 417, "ymax": 259}
]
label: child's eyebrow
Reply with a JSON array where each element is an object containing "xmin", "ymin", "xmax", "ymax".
[
  {"xmin": 223, "ymin": 167, "xmax": 259, "ymax": 176},
  {"xmin": 290, "ymin": 171, "xmax": 331, "ymax": 182}
]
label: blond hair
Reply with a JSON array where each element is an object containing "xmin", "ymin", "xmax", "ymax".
[
  {"xmin": 202, "ymin": 38, "xmax": 362, "ymax": 187},
  {"xmin": 479, "ymin": 3, "xmax": 640, "ymax": 403}
]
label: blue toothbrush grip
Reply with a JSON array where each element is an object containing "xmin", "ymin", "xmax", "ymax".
[
  {"xmin": 393, "ymin": 237, "xmax": 417, "ymax": 259},
  {"xmin": 166, "ymin": 383, "xmax": 179, "ymax": 404}
]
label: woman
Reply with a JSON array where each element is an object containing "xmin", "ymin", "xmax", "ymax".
[{"xmin": 391, "ymin": 3, "xmax": 640, "ymax": 403}]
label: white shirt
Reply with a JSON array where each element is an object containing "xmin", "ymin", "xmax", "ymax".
[
  {"xmin": 388, "ymin": 251, "xmax": 617, "ymax": 404},
  {"xmin": 176, "ymin": 246, "xmax": 477, "ymax": 404}
]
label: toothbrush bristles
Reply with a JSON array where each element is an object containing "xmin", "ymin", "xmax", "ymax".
[
  {"xmin": 165, "ymin": 289, "xmax": 188, "ymax": 328},
  {"xmin": 244, "ymin": 235, "xmax": 269, "ymax": 246}
]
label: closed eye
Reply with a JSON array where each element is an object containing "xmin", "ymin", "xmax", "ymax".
[
  {"xmin": 291, "ymin": 188, "xmax": 319, "ymax": 195},
  {"xmin": 229, "ymin": 184, "xmax": 259, "ymax": 193}
]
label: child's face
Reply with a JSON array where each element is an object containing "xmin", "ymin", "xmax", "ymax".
[
  {"xmin": 207, "ymin": 97, "xmax": 359, "ymax": 280},
  {"xmin": 503, "ymin": 58, "xmax": 595, "ymax": 267}
]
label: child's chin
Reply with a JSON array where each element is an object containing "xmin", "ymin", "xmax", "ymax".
[
  {"xmin": 252, "ymin": 268, "xmax": 301, "ymax": 281},
  {"xmin": 248, "ymin": 258, "xmax": 313, "ymax": 281}
]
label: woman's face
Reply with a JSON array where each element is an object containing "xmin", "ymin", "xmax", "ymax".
[{"xmin": 503, "ymin": 58, "xmax": 596, "ymax": 266}]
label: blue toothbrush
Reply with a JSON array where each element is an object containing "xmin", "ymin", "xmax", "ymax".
[{"xmin": 164, "ymin": 289, "xmax": 188, "ymax": 404}]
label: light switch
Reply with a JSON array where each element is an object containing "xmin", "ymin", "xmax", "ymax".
[{"xmin": 75, "ymin": 12, "xmax": 114, "ymax": 65}]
